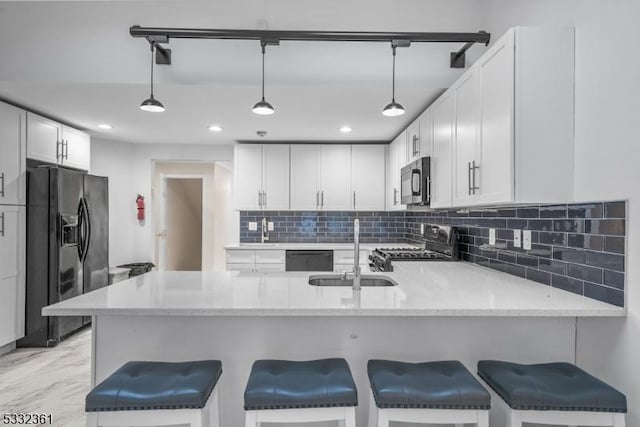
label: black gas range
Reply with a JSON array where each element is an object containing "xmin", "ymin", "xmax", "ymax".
[{"xmin": 369, "ymin": 224, "xmax": 458, "ymax": 272}]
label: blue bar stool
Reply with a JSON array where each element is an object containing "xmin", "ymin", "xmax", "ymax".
[
  {"xmin": 85, "ymin": 360, "xmax": 222, "ymax": 427},
  {"xmin": 244, "ymin": 358, "xmax": 358, "ymax": 427},
  {"xmin": 367, "ymin": 360, "xmax": 490, "ymax": 427},
  {"xmin": 478, "ymin": 360, "xmax": 627, "ymax": 427}
]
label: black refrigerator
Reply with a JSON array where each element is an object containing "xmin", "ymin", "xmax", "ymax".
[{"xmin": 19, "ymin": 164, "xmax": 109, "ymax": 347}]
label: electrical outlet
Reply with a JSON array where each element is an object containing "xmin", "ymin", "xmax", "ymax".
[
  {"xmin": 489, "ymin": 228, "xmax": 496, "ymax": 246},
  {"xmin": 268, "ymin": 222, "xmax": 274, "ymax": 231},
  {"xmin": 523, "ymin": 230, "xmax": 532, "ymax": 250},
  {"xmin": 513, "ymin": 229, "xmax": 522, "ymax": 248},
  {"xmin": 420, "ymin": 224, "xmax": 425, "ymax": 235},
  {"xmin": 248, "ymin": 221, "xmax": 257, "ymax": 231}
]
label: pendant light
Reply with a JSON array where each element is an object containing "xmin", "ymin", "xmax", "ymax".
[
  {"xmin": 140, "ymin": 42, "xmax": 165, "ymax": 112},
  {"xmin": 252, "ymin": 42, "xmax": 275, "ymax": 115},
  {"xmin": 382, "ymin": 45, "xmax": 405, "ymax": 117}
]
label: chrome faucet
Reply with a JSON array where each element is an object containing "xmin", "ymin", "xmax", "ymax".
[{"xmin": 261, "ymin": 217, "xmax": 269, "ymax": 243}]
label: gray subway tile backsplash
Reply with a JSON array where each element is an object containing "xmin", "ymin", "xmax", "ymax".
[{"xmin": 240, "ymin": 200, "xmax": 626, "ymax": 307}]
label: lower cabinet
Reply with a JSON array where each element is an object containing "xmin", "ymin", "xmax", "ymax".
[
  {"xmin": 225, "ymin": 250, "xmax": 285, "ymax": 272},
  {"xmin": 0, "ymin": 205, "xmax": 26, "ymax": 347}
]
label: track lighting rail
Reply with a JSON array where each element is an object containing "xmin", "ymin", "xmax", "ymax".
[{"xmin": 131, "ymin": 26, "xmax": 490, "ymax": 68}]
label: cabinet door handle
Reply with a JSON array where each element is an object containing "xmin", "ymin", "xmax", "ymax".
[
  {"xmin": 471, "ymin": 161, "xmax": 480, "ymax": 194},
  {"xmin": 258, "ymin": 190, "xmax": 262, "ymax": 208},
  {"xmin": 56, "ymin": 140, "xmax": 62, "ymax": 161},
  {"xmin": 263, "ymin": 191, "xmax": 267, "ymax": 209},
  {"xmin": 0, "ymin": 172, "xmax": 4, "ymax": 198},
  {"xmin": 321, "ymin": 190, "xmax": 324, "ymax": 208},
  {"xmin": 393, "ymin": 188, "xmax": 398, "ymax": 205},
  {"xmin": 316, "ymin": 191, "xmax": 319, "ymax": 209},
  {"xmin": 64, "ymin": 140, "xmax": 69, "ymax": 160},
  {"xmin": 0, "ymin": 212, "xmax": 4, "ymax": 237},
  {"xmin": 353, "ymin": 191, "xmax": 356, "ymax": 209},
  {"xmin": 468, "ymin": 161, "xmax": 472, "ymax": 195}
]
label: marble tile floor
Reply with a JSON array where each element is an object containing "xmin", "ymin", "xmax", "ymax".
[{"xmin": 0, "ymin": 329, "xmax": 91, "ymax": 427}]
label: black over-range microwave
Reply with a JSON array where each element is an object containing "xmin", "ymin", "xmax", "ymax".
[{"xmin": 401, "ymin": 157, "xmax": 431, "ymax": 205}]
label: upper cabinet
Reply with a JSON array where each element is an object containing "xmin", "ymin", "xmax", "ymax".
[
  {"xmin": 290, "ymin": 145, "xmax": 319, "ymax": 210},
  {"xmin": 351, "ymin": 145, "xmax": 385, "ymax": 211},
  {"xmin": 0, "ymin": 102, "xmax": 26, "ymax": 206},
  {"xmin": 430, "ymin": 92, "xmax": 455, "ymax": 208},
  {"xmin": 26, "ymin": 113, "xmax": 91, "ymax": 171},
  {"xmin": 386, "ymin": 131, "xmax": 407, "ymax": 211},
  {"xmin": 235, "ymin": 144, "xmax": 290, "ymax": 210}
]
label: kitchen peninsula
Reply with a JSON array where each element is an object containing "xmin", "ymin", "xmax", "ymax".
[{"xmin": 43, "ymin": 263, "xmax": 624, "ymax": 427}]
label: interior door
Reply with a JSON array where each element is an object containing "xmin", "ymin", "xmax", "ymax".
[
  {"xmin": 26, "ymin": 113, "xmax": 61, "ymax": 165},
  {"xmin": 319, "ymin": 145, "xmax": 351, "ymax": 210},
  {"xmin": 262, "ymin": 144, "xmax": 290, "ymax": 210},
  {"xmin": 452, "ymin": 71, "xmax": 481, "ymax": 206},
  {"xmin": 431, "ymin": 92, "xmax": 455, "ymax": 208},
  {"xmin": 83, "ymin": 175, "xmax": 109, "ymax": 293},
  {"xmin": 236, "ymin": 144, "xmax": 263, "ymax": 210},
  {"xmin": 351, "ymin": 145, "xmax": 385, "ymax": 210},
  {"xmin": 290, "ymin": 145, "xmax": 320, "ymax": 210},
  {"xmin": 0, "ymin": 103, "xmax": 26, "ymax": 206}
]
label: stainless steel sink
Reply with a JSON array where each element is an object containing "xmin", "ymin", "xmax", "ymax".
[{"xmin": 308, "ymin": 274, "xmax": 398, "ymax": 287}]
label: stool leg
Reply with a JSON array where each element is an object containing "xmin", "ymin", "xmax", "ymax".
[
  {"xmin": 368, "ymin": 392, "xmax": 378, "ymax": 427},
  {"xmin": 246, "ymin": 411, "xmax": 258, "ymax": 427},
  {"xmin": 477, "ymin": 411, "xmax": 489, "ymax": 427},
  {"xmin": 507, "ymin": 409, "xmax": 521, "ymax": 427},
  {"xmin": 613, "ymin": 413, "xmax": 626, "ymax": 427},
  {"xmin": 85, "ymin": 413, "xmax": 98, "ymax": 427},
  {"xmin": 345, "ymin": 407, "xmax": 356, "ymax": 427},
  {"xmin": 209, "ymin": 390, "xmax": 220, "ymax": 427}
]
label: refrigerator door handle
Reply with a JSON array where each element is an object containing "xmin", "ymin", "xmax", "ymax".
[
  {"xmin": 80, "ymin": 198, "xmax": 92, "ymax": 262},
  {"xmin": 76, "ymin": 200, "xmax": 85, "ymax": 259}
]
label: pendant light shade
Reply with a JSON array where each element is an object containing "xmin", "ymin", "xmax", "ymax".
[
  {"xmin": 382, "ymin": 45, "xmax": 405, "ymax": 117},
  {"xmin": 253, "ymin": 43, "xmax": 275, "ymax": 115},
  {"xmin": 140, "ymin": 42, "xmax": 165, "ymax": 112}
]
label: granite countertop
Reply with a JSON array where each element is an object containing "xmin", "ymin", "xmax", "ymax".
[{"xmin": 43, "ymin": 261, "xmax": 625, "ymax": 318}]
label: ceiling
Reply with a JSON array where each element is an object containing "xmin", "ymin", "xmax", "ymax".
[{"xmin": 0, "ymin": 0, "xmax": 490, "ymax": 144}]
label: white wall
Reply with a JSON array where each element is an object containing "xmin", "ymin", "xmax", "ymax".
[
  {"xmin": 480, "ymin": 0, "xmax": 640, "ymax": 424},
  {"xmin": 90, "ymin": 138, "xmax": 236, "ymax": 267}
]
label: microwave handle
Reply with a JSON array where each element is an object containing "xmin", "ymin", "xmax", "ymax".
[
  {"xmin": 411, "ymin": 169, "xmax": 421, "ymax": 195},
  {"xmin": 426, "ymin": 176, "xmax": 431, "ymax": 202}
]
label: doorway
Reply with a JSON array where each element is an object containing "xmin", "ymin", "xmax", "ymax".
[
  {"xmin": 164, "ymin": 178, "xmax": 203, "ymax": 271},
  {"xmin": 152, "ymin": 161, "xmax": 234, "ymax": 272}
]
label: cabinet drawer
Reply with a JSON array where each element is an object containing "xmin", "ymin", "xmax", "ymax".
[
  {"xmin": 225, "ymin": 250, "xmax": 256, "ymax": 264},
  {"xmin": 333, "ymin": 250, "xmax": 370, "ymax": 265},
  {"xmin": 254, "ymin": 264, "xmax": 285, "ymax": 272},
  {"xmin": 226, "ymin": 263, "xmax": 255, "ymax": 272},
  {"xmin": 255, "ymin": 250, "xmax": 286, "ymax": 264}
]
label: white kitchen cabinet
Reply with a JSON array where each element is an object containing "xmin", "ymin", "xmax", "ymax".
[
  {"xmin": 0, "ymin": 102, "xmax": 26, "ymax": 206},
  {"xmin": 61, "ymin": 126, "xmax": 91, "ymax": 171},
  {"xmin": 235, "ymin": 144, "xmax": 290, "ymax": 210},
  {"xmin": 452, "ymin": 71, "xmax": 481, "ymax": 206},
  {"xmin": 0, "ymin": 205, "xmax": 26, "ymax": 347},
  {"xmin": 262, "ymin": 145, "xmax": 290, "ymax": 210},
  {"xmin": 351, "ymin": 145, "xmax": 385, "ymax": 210},
  {"xmin": 26, "ymin": 113, "xmax": 61, "ymax": 165},
  {"xmin": 406, "ymin": 119, "xmax": 421, "ymax": 162},
  {"xmin": 430, "ymin": 92, "xmax": 455, "ymax": 208},
  {"xmin": 385, "ymin": 131, "xmax": 406, "ymax": 211},
  {"xmin": 418, "ymin": 108, "xmax": 433, "ymax": 158},
  {"xmin": 319, "ymin": 145, "xmax": 351, "ymax": 210},
  {"xmin": 225, "ymin": 249, "xmax": 285, "ymax": 272},
  {"xmin": 26, "ymin": 113, "xmax": 90, "ymax": 171},
  {"xmin": 290, "ymin": 145, "xmax": 320, "ymax": 210},
  {"xmin": 449, "ymin": 27, "xmax": 574, "ymax": 207}
]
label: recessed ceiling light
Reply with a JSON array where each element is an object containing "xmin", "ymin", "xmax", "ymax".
[
  {"xmin": 98, "ymin": 124, "xmax": 113, "ymax": 130},
  {"xmin": 340, "ymin": 126, "xmax": 352, "ymax": 133},
  {"xmin": 208, "ymin": 125, "xmax": 223, "ymax": 132}
]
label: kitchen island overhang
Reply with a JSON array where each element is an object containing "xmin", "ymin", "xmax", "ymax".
[{"xmin": 43, "ymin": 267, "xmax": 625, "ymax": 427}]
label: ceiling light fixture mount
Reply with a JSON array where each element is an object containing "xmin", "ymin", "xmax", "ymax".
[
  {"xmin": 252, "ymin": 40, "xmax": 277, "ymax": 115},
  {"xmin": 382, "ymin": 41, "xmax": 409, "ymax": 117},
  {"xmin": 140, "ymin": 41, "xmax": 165, "ymax": 113}
]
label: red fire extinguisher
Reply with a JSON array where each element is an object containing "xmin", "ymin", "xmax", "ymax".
[{"xmin": 136, "ymin": 194, "xmax": 145, "ymax": 221}]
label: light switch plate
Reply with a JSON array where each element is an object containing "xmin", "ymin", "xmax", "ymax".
[
  {"xmin": 523, "ymin": 230, "xmax": 532, "ymax": 250},
  {"xmin": 248, "ymin": 221, "xmax": 257, "ymax": 231},
  {"xmin": 268, "ymin": 222, "xmax": 274, "ymax": 231},
  {"xmin": 513, "ymin": 229, "xmax": 522, "ymax": 248},
  {"xmin": 489, "ymin": 228, "xmax": 496, "ymax": 246}
]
